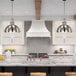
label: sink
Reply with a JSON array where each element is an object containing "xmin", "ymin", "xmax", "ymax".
[{"xmin": 25, "ymin": 58, "xmax": 50, "ymax": 64}]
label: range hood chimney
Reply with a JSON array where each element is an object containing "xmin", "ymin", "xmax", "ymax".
[{"xmin": 26, "ymin": 20, "xmax": 50, "ymax": 37}]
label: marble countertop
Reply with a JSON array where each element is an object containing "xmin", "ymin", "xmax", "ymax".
[{"xmin": 0, "ymin": 55, "xmax": 76, "ymax": 66}]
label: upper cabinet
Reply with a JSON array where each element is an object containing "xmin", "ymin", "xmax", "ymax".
[
  {"xmin": 1, "ymin": 21, "xmax": 24, "ymax": 45},
  {"xmin": 52, "ymin": 21, "xmax": 75, "ymax": 45}
]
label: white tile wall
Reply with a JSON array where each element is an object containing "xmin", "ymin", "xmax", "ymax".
[
  {"xmin": 50, "ymin": 45, "xmax": 75, "ymax": 54},
  {"xmin": 26, "ymin": 37, "xmax": 51, "ymax": 53},
  {"xmin": 2, "ymin": 38, "xmax": 75, "ymax": 55},
  {"xmin": 26, "ymin": 37, "xmax": 74, "ymax": 54},
  {"xmin": 3, "ymin": 45, "xmax": 26, "ymax": 54}
]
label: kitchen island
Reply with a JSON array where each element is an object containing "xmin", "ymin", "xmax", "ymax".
[
  {"xmin": 0, "ymin": 55, "xmax": 76, "ymax": 76},
  {"xmin": 0, "ymin": 55, "xmax": 75, "ymax": 66}
]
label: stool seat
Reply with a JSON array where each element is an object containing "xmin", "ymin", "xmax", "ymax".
[
  {"xmin": 0, "ymin": 72, "xmax": 12, "ymax": 76},
  {"xmin": 30, "ymin": 72, "xmax": 46, "ymax": 76},
  {"xmin": 65, "ymin": 72, "xmax": 76, "ymax": 76}
]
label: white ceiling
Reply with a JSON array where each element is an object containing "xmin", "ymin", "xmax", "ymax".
[{"xmin": 0, "ymin": 0, "xmax": 76, "ymax": 18}]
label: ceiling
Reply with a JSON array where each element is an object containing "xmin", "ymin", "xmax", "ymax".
[{"xmin": 0, "ymin": 0, "xmax": 76, "ymax": 19}]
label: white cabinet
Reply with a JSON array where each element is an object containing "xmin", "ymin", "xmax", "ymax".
[
  {"xmin": 1, "ymin": 21, "xmax": 24, "ymax": 45},
  {"xmin": 53, "ymin": 21, "xmax": 75, "ymax": 45}
]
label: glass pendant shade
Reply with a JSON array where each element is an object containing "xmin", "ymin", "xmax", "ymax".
[
  {"xmin": 4, "ymin": 0, "xmax": 20, "ymax": 33},
  {"xmin": 57, "ymin": 0, "xmax": 72, "ymax": 33},
  {"xmin": 57, "ymin": 20, "xmax": 72, "ymax": 32}
]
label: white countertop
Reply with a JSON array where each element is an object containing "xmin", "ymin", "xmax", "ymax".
[{"xmin": 0, "ymin": 55, "xmax": 76, "ymax": 66}]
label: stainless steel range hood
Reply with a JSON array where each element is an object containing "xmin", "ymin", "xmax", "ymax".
[{"xmin": 26, "ymin": 20, "xmax": 50, "ymax": 37}]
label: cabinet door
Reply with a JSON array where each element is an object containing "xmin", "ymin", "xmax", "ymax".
[
  {"xmin": 65, "ymin": 37, "xmax": 75, "ymax": 44},
  {"xmin": 2, "ymin": 38, "xmax": 12, "ymax": 45},
  {"xmin": 53, "ymin": 37, "xmax": 64, "ymax": 44},
  {"xmin": 51, "ymin": 67, "xmax": 71, "ymax": 76},
  {"xmin": 53, "ymin": 36, "xmax": 75, "ymax": 45},
  {"xmin": 1, "ymin": 21, "xmax": 24, "ymax": 45},
  {"xmin": 12, "ymin": 37, "xmax": 24, "ymax": 45},
  {"xmin": 53, "ymin": 21, "xmax": 75, "ymax": 45},
  {"xmin": 5, "ymin": 67, "xmax": 25, "ymax": 76}
]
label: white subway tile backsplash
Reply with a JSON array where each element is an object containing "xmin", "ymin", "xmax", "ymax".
[
  {"xmin": 26, "ymin": 37, "xmax": 51, "ymax": 53},
  {"xmin": 3, "ymin": 45, "xmax": 26, "ymax": 54},
  {"xmin": 50, "ymin": 45, "xmax": 74, "ymax": 54},
  {"xmin": 3, "ymin": 38, "xmax": 75, "ymax": 55}
]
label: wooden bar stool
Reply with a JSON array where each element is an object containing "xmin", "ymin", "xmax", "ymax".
[
  {"xmin": 0, "ymin": 72, "xmax": 12, "ymax": 76},
  {"xmin": 65, "ymin": 72, "xmax": 76, "ymax": 76},
  {"xmin": 30, "ymin": 72, "xmax": 46, "ymax": 76}
]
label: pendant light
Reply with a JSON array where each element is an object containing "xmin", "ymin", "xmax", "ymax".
[
  {"xmin": 4, "ymin": 0, "xmax": 20, "ymax": 33},
  {"xmin": 56, "ymin": 0, "xmax": 72, "ymax": 33}
]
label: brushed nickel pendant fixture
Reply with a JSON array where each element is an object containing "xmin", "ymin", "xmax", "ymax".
[
  {"xmin": 56, "ymin": 0, "xmax": 72, "ymax": 33},
  {"xmin": 4, "ymin": 0, "xmax": 20, "ymax": 33}
]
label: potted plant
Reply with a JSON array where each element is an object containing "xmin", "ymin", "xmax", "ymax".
[
  {"xmin": 4, "ymin": 49, "xmax": 16, "ymax": 55},
  {"xmin": 10, "ymin": 49, "xmax": 16, "ymax": 55}
]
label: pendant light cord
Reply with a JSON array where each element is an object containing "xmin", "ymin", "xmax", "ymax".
[
  {"xmin": 4, "ymin": 0, "xmax": 20, "ymax": 33},
  {"xmin": 56, "ymin": 0, "xmax": 72, "ymax": 33},
  {"xmin": 63, "ymin": 0, "xmax": 66, "ymax": 21},
  {"xmin": 11, "ymin": 0, "xmax": 14, "ymax": 20}
]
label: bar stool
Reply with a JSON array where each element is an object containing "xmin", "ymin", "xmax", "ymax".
[
  {"xmin": 30, "ymin": 72, "xmax": 46, "ymax": 76},
  {"xmin": 0, "ymin": 72, "xmax": 12, "ymax": 76},
  {"xmin": 65, "ymin": 72, "xmax": 76, "ymax": 76}
]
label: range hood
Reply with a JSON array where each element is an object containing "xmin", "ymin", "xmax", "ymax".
[{"xmin": 26, "ymin": 20, "xmax": 50, "ymax": 37}]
